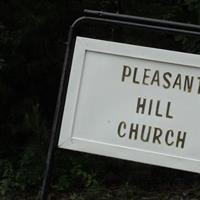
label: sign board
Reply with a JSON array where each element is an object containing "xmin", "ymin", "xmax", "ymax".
[{"xmin": 58, "ymin": 37, "xmax": 200, "ymax": 173}]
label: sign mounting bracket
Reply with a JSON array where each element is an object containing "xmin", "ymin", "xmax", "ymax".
[{"xmin": 39, "ymin": 10, "xmax": 200, "ymax": 200}]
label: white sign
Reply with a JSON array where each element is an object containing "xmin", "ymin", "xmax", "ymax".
[{"xmin": 58, "ymin": 37, "xmax": 200, "ymax": 173}]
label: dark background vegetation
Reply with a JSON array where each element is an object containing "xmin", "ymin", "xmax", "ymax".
[{"xmin": 1, "ymin": 0, "xmax": 200, "ymax": 199}]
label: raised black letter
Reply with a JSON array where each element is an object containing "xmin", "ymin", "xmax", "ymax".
[
  {"xmin": 184, "ymin": 75, "xmax": 194, "ymax": 93},
  {"xmin": 141, "ymin": 125, "xmax": 151, "ymax": 142},
  {"xmin": 153, "ymin": 127, "xmax": 162, "ymax": 144},
  {"xmin": 136, "ymin": 97, "xmax": 146, "ymax": 114},
  {"xmin": 122, "ymin": 65, "xmax": 131, "ymax": 82},
  {"xmin": 142, "ymin": 68, "xmax": 151, "ymax": 85},
  {"xmin": 163, "ymin": 72, "xmax": 172, "ymax": 89},
  {"xmin": 151, "ymin": 70, "xmax": 160, "ymax": 86},
  {"xmin": 165, "ymin": 130, "xmax": 174, "ymax": 146},
  {"xmin": 176, "ymin": 131, "xmax": 187, "ymax": 148},
  {"xmin": 129, "ymin": 123, "xmax": 139, "ymax": 140},
  {"xmin": 166, "ymin": 102, "xmax": 173, "ymax": 119},
  {"xmin": 118, "ymin": 121, "xmax": 126, "ymax": 137}
]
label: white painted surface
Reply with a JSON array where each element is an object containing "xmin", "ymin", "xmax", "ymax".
[{"xmin": 58, "ymin": 37, "xmax": 200, "ymax": 173}]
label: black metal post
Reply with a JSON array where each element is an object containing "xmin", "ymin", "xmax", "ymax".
[
  {"xmin": 38, "ymin": 27, "xmax": 76, "ymax": 200},
  {"xmin": 39, "ymin": 10, "xmax": 200, "ymax": 200}
]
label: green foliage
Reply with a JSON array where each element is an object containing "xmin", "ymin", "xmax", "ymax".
[
  {"xmin": 51, "ymin": 154, "xmax": 99, "ymax": 193},
  {"xmin": 0, "ymin": 103, "xmax": 47, "ymax": 199},
  {"xmin": 48, "ymin": 180, "xmax": 200, "ymax": 200},
  {"xmin": 0, "ymin": 160, "xmax": 15, "ymax": 196}
]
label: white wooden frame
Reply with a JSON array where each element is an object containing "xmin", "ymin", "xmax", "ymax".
[{"xmin": 58, "ymin": 36, "xmax": 200, "ymax": 173}]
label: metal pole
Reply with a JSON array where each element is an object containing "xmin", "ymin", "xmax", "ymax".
[
  {"xmin": 71, "ymin": 16, "xmax": 200, "ymax": 36},
  {"xmin": 84, "ymin": 9, "xmax": 200, "ymax": 33},
  {"xmin": 38, "ymin": 26, "xmax": 75, "ymax": 200}
]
